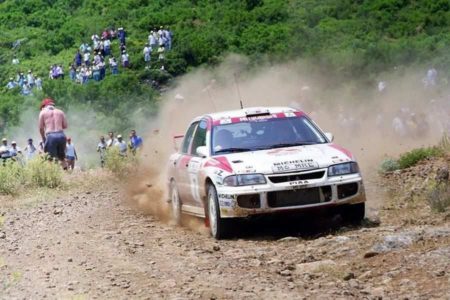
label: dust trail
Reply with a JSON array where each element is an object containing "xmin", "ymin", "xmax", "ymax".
[{"xmin": 127, "ymin": 55, "xmax": 449, "ymax": 228}]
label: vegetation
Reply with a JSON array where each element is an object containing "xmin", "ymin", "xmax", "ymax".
[
  {"xmin": 0, "ymin": 157, "xmax": 63, "ymax": 195},
  {"xmin": 427, "ymin": 182, "xmax": 450, "ymax": 212},
  {"xmin": 379, "ymin": 146, "xmax": 444, "ymax": 173},
  {"xmin": 0, "ymin": 0, "xmax": 450, "ymax": 134},
  {"xmin": 104, "ymin": 147, "xmax": 138, "ymax": 177}
]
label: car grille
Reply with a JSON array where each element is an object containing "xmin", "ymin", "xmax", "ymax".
[
  {"xmin": 268, "ymin": 171, "xmax": 325, "ymax": 184},
  {"xmin": 267, "ymin": 186, "xmax": 331, "ymax": 208}
]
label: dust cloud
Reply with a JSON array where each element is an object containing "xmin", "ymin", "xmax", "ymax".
[{"xmin": 128, "ymin": 54, "xmax": 449, "ymax": 226}]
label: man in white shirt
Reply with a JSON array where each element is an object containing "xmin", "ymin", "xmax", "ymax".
[
  {"xmin": 114, "ymin": 135, "xmax": 127, "ymax": 156},
  {"xmin": 143, "ymin": 44, "xmax": 151, "ymax": 69}
]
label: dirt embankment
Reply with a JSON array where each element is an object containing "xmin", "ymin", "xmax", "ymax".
[{"xmin": 0, "ymin": 156, "xmax": 449, "ymax": 299}]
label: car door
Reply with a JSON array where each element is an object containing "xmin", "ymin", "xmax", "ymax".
[
  {"xmin": 175, "ymin": 122, "xmax": 198, "ymax": 203},
  {"xmin": 185, "ymin": 119, "xmax": 208, "ymax": 207}
]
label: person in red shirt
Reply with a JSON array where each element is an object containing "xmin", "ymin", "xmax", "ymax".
[{"xmin": 38, "ymin": 98, "xmax": 68, "ymax": 168}]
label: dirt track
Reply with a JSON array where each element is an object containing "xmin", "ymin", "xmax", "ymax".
[{"xmin": 0, "ymin": 173, "xmax": 449, "ymax": 299}]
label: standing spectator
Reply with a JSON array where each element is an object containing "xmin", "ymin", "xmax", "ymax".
[
  {"xmin": 117, "ymin": 27, "xmax": 126, "ymax": 45},
  {"xmin": 9, "ymin": 141, "xmax": 22, "ymax": 157},
  {"xmin": 21, "ymin": 80, "xmax": 32, "ymax": 96},
  {"xmin": 106, "ymin": 131, "xmax": 117, "ymax": 147},
  {"xmin": 0, "ymin": 138, "xmax": 11, "ymax": 159},
  {"xmin": 69, "ymin": 64, "xmax": 77, "ymax": 81},
  {"xmin": 165, "ymin": 26, "xmax": 173, "ymax": 50},
  {"xmin": 149, "ymin": 31, "xmax": 157, "ymax": 50},
  {"xmin": 99, "ymin": 60, "xmax": 106, "ymax": 80},
  {"xmin": 101, "ymin": 28, "xmax": 109, "ymax": 40},
  {"xmin": 17, "ymin": 72, "xmax": 25, "ymax": 87},
  {"xmin": 83, "ymin": 51, "xmax": 91, "ymax": 66},
  {"xmin": 109, "ymin": 56, "xmax": 118, "ymax": 74},
  {"xmin": 35, "ymin": 77, "xmax": 42, "ymax": 90},
  {"xmin": 6, "ymin": 78, "xmax": 17, "ymax": 89},
  {"xmin": 158, "ymin": 45, "xmax": 165, "ymax": 69},
  {"xmin": 39, "ymin": 98, "xmax": 68, "ymax": 169},
  {"xmin": 103, "ymin": 38, "xmax": 111, "ymax": 56},
  {"xmin": 12, "ymin": 54, "xmax": 19, "ymax": 65},
  {"xmin": 93, "ymin": 64, "xmax": 101, "ymax": 81},
  {"xmin": 57, "ymin": 64, "xmax": 64, "ymax": 79},
  {"xmin": 119, "ymin": 42, "xmax": 126, "ymax": 54},
  {"xmin": 143, "ymin": 44, "xmax": 152, "ymax": 69},
  {"xmin": 114, "ymin": 135, "xmax": 127, "ymax": 156},
  {"xmin": 129, "ymin": 129, "xmax": 143, "ymax": 153},
  {"xmin": 27, "ymin": 71, "xmax": 35, "ymax": 88},
  {"xmin": 65, "ymin": 137, "xmax": 78, "ymax": 170},
  {"xmin": 75, "ymin": 50, "xmax": 82, "ymax": 67},
  {"xmin": 121, "ymin": 51, "xmax": 129, "ymax": 68},
  {"xmin": 97, "ymin": 136, "xmax": 107, "ymax": 167},
  {"xmin": 24, "ymin": 138, "xmax": 37, "ymax": 161}
]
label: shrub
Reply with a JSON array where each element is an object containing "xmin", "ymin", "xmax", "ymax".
[
  {"xmin": 379, "ymin": 158, "xmax": 400, "ymax": 173},
  {"xmin": 25, "ymin": 156, "xmax": 63, "ymax": 188},
  {"xmin": 427, "ymin": 182, "xmax": 450, "ymax": 212},
  {"xmin": 397, "ymin": 147, "xmax": 443, "ymax": 169},
  {"xmin": 104, "ymin": 147, "xmax": 137, "ymax": 177},
  {"xmin": 0, "ymin": 160, "xmax": 25, "ymax": 195}
]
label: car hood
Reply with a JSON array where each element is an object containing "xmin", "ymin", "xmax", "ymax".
[{"xmin": 215, "ymin": 143, "xmax": 354, "ymax": 175}]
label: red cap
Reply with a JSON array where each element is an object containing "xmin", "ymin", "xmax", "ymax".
[{"xmin": 40, "ymin": 98, "xmax": 55, "ymax": 110}]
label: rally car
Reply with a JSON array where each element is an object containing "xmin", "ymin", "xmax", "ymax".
[{"xmin": 167, "ymin": 107, "xmax": 366, "ymax": 239}]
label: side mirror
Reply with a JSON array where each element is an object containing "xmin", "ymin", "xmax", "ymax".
[
  {"xmin": 325, "ymin": 132, "xmax": 334, "ymax": 142},
  {"xmin": 196, "ymin": 146, "xmax": 208, "ymax": 158}
]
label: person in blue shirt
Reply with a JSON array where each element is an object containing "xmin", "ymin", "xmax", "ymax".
[
  {"xmin": 6, "ymin": 78, "xmax": 17, "ymax": 89},
  {"xmin": 129, "ymin": 129, "xmax": 143, "ymax": 154}
]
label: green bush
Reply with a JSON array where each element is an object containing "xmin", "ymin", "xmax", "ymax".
[
  {"xmin": 397, "ymin": 147, "xmax": 443, "ymax": 169},
  {"xmin": 427, "ymin": 182, "xmax": 450, "ymax": 212},
  {"xmin": 0, "ymin": 160, "xmax": 25, "ymax": 195},
  {"xmin": 104, "ymin": 147, "xmax": 137, "ymax": 177},
  {"xmin": 379, "ymin": 158, "xmax": 400, "ymax": 173},
  {"xmin": 25, "ymin": 156, "xmax": 63, "ymax": 188}
]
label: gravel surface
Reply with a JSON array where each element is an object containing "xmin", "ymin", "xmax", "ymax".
[{"xmin": 0, "ymin": 178, "xmax": 449, "ymax": 299}]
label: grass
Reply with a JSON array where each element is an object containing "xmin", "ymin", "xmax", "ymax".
[
  {"xmin": 427, "ymin": 182, "xmax": 450, "ymax": 213},
  {"xmin": 104, "ymin": 147, "xmax": 138, "ymax": 178}
]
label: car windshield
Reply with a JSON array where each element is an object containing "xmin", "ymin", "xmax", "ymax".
[{"xmin": 211, "ymin": 116, "xmax": 327, "ymax": 155}]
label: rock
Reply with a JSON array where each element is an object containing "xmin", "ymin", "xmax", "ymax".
[
  {"xmin": 433, "ymin": 270, "xmax": 445, "ymax": 277},
  {"xmin": 371, "ymin": 232, "xmax": 420, "ymax": 253},
  {"xmin": 435, "ymin": 167, "xmax": 449, "ymax": 182},
  {"xmin": 68, "ymin": 258, "xmax": 73, "ymax": 262},
  {"xmin": 295, "ymin": 260, "xmax": 336, "ymax": 274},
  {"xmin": 343, "ymin": 272, "xmax": 355, "ymax": 281},
  {"xmin": 0, "ymin": 232, "xmax": 6, "ymax": 239},
  {"xmin": 212, "ymin": 245, "xmax": 220, "ymax": 251},
  {"xmin": 53, "ymin": 209, "xmax": 63, "ymax": 215},
  {"xmin": 334, "ymin": 236, "xmax": 350, "ymax": 243},
  {"xmin": 278, "ymin": 237, "xmax": 299, "ymax": 242},
  {"xmin": 279, "ymin": 269, "xmax": 292, "ymax": 276},
  {"xmin": 363, "ymin": 251, "xmax": 379, "ymax": 258}
]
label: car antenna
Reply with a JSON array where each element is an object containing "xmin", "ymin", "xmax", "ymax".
[{"xmin": 233, "ymin": 73, "xmax": 244, "ymax": 109}]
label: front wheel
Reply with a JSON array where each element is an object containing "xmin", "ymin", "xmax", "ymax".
[
  {"xmin": 341, "ymin": 202, "xmax": 365, "ymax": 225},
  {"xmin": 207, "ymin": 185, "xmax": 231, "ymax": 239}
]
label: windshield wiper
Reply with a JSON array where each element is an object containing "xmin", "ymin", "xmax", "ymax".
[{"xmin": 215, "ymin": 147, "xmax": 252, "ymax": 154}]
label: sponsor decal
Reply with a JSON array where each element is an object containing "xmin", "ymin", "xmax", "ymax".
[
  {"xmin": 218, "ymin": 194, "xmax": 235, "ymax": 207},
  {"xmin": 329, "ymin": 144, "xmax": 353, "ymax": 159},
  {"xmin": 272, "ymin": 159, "xmax": 318, "ymax": 173},
  {"xmin": 267, "ymin": 148, "xmax": 302, "ymax": 156}
]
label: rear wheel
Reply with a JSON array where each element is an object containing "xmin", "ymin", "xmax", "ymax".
[
  {"xmin": 170, "ymin": 181, "xmax": 182, "ymax": 225},
  {"xmin": 341, "ymin": 202, "xmax": 365, "ymax": 225},
  {"xmin": 207, "ymin": 184, "xmax": 231, "ymax": 239}
]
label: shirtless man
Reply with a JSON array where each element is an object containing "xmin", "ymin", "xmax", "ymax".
[{"xmin": 38, "ymin": 98, "xmax": 68, "ymax": 168}]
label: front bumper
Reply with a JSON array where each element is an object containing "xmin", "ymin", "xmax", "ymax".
[{"xmin": 216, "ymin": 170, "xmax": 366, "ymax": 218}]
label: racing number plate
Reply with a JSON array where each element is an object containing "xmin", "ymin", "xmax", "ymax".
[{"xmin": 272, "ymin": 159, "xmax": 318, "ymax": 173}]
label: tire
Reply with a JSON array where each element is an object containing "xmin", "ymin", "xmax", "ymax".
[
  {"xmin": 207, "ymin": 184, "xmax": 230, "ymax": 239},
  {"xmin": 170, "ymin": 181, "xmax": 182, "ymax": 225},
  {"xmin": 341, "ymin": 202, "xmax": 365, "ymax": 225}
]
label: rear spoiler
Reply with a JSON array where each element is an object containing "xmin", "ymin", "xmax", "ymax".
[{"xmin": 173, "ymin": 134, "xmax": 184, "ymax": 151}]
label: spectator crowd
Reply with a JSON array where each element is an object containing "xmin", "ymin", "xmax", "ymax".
[{"xmin": 5, "ymin": 25, "xmax": 173, "ymax": 91}]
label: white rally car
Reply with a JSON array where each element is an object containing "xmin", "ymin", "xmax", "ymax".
[{"xmin": 168, "ymin": 107, "xmax": 366, "ymax": 239}]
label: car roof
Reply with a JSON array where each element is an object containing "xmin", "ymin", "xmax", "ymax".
[{"xmin": 202, "ymin": 106, "xmax": 303, "ymax": 122}]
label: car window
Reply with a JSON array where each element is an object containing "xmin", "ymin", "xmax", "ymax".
[
  {"xmin": 181, "ymin": 122, "xmax": 198, "ymax": 154},
  {"xmin": 190, "ymin": 120, "xmax": 207, "ymax": 155}
]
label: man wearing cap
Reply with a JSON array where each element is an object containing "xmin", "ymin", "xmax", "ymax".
[
  {"xmin": 39, "ymin": 98, "xmax": 68, "ymax": 168},
  {"xmin": 0, "ymin": 138, "xmax": 11, "ymax": 159},
  {"xmin": 114, "ymin": 135, "xmax": 128, "ymax": 156},
  {"xmin": 24, "ymin": 138, "xmax": 37, "ymax": 160}
]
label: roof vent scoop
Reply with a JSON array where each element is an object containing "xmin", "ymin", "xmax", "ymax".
[{"xmin": 245, "ymin": 107, "xmax": 271, "ymax": 117}]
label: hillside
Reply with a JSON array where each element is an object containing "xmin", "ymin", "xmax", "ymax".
[{"xmin": 0, "ymin": 0, "xmax": 449, "ymax": 134}]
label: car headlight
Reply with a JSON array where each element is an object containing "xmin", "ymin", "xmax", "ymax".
[
  {"xmin": 328, "ymin": 162, "xmax": 359, "ymax": 176},
  {"xmin": 223, "ymin": 174, "xmax": 266, "ymax": 186}
]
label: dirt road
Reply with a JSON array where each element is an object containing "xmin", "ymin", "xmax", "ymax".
[{"xmin": 0, "ymin": 173, "xmax": 449, "ymax": 299}]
